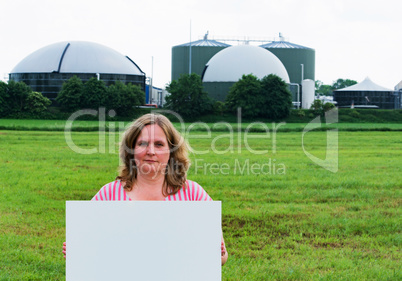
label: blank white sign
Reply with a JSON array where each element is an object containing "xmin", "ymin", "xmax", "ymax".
[{"xmin": 66, "ymin": 201, "xmax": 221, "ymax": 281}]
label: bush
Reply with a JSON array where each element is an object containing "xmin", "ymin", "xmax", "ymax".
[
  {"xmin": 0, "ymin": 81, "xmax": 8, "ymax": 117},
  {"xmin": 213, "ymin": 101, "xmax": 225, "ymax": 116},
  {"xmin": 114, "ymin": 82, "xmax": 145, "ymax": 117},
  {"xmin": 323, "ymin": 102, "xmax": 335, "ymax": 112},
  {"xmin": 56, "ymin": 77, "xmax": 145, "ymax": 117},
  {"xmin": 81, "ymin": 78, "xmax": 107, "ymax": 109},
  {"xmin": 226, "ymin": 74, "xmax": 262, "ymax": 118},
  {"xmin": 350, "ymin": 110, "xmax": 360, "ymax": 118},
  {"xmin": 296, "ymin": 109, "xmax": 305, "ymax": 118},
  {"xmin": 0, "ymin": 81, "xmax": 51, "ymax": 118},
  {"xmin": 6, "ymin": 80, "xmax": 32, "ymax": 114},
  {"xmin": 165, "ymin": 73, "xmax": 213, "ymax": 118},
  {"xmin": 225, "ymin": 74, "xmax": 292, "ymax": 120},
  {"xmin": 310, "ymin": 99, "xmax": 324, "ymax": 116},
  {"xmin": 362, "ymin": 114, "xmax": 380, "ymax": 122},
  {"xmin": 56, "ymin": 76, "xmax": 84, "ymax": 112},
  {"xmin": 24, "ymin": 92, "xmax": 52, "ymax": 115},
  {"xmin": 260, "ymin": 74, "xmax": 293, "ymax": 120}
]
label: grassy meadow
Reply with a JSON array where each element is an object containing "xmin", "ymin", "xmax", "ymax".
[
  {"xmin": 0, "ymin": 120, "xmax": 401, "ymax": 280},
  {"xmin": 1, "ymin": 118, "xmax": 402, "ymax": 132}
]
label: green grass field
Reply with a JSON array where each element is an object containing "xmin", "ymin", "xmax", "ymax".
[
  {"xmin": 1, "ymin": 118, "xmax": 401, "ymax": 132},
  {"xmin": 0, "ymin": 123, "xmax": 401, "ymax": 280}
]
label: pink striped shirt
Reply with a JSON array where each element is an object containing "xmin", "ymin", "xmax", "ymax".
[{"xmin": 91, "ymin": 180, "xmax": 213, "ymax": 201}]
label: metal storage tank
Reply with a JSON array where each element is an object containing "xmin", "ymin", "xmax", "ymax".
[
  {"xmin": 260, "ymin": 39, "xmax": 315, "ymax": 85},
  {"xmin": 301, "ymin": 79, "xmax": 315, "ymax": 109},
  {"xmin": 9, "ymin": 41, "xmax": 146, "ymax": 102},
  {"xmin": 171, "ymin": 33, "xmax": 230, "ymax": 82}
]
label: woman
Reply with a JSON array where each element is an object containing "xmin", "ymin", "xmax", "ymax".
[{"xmin": 63, "ymin": 113, "xmax": 228, "ymax": 265}]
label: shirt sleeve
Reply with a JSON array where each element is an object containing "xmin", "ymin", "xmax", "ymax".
[
  {"xmin": 165, "ymin": 180, "xmax": 213, "ymax": 201},
  {"xmin": 91, "ymin": 181, "xmax": 126, "ymax": 201},
  {"xmin": 187, "ymin": 180, "xmax": 213, "ymax": 201}
]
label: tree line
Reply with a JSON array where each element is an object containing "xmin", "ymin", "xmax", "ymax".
[
  {"xmin": 0, "ymin": 80, "xmax": 51, "ymax": 118},
  {"xmin": 0, "ymin": 76, "xmax": 145, "ymax": 119},
  {"xmin": 165, "ymin": 73, "xmax": 293, "ymax": 120},
  {"xmin": 1, "ymin": 73, "xmax": 350, "ymax": 120},
  {"xmin": 315, "ymin": 79, "xmax": 358, "ymax": 96},
  {"xmin": 165, "ymin": 73, "xmax": 343, "ymax": 120},
  {"xmin": 56, "ymin": 76, "xmax": 145, "ymax": 116}
]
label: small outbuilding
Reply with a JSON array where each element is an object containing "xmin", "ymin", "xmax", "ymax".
[{"xmin": 333, "ymin": 77, "xmax": 399, "ymax": 109}]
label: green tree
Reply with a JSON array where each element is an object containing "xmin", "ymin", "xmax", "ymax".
[
  {"xmin": 7, "ymin": 80, "xmax": 32, "ymax": 113},
  {"xmin": 105, "ymin": 81, "xmax": 145, "ymax": 116},
  {"xmin": 56, "ymin": 76, "xmax": 84, "ymax": 112},
  {"xmin": 0, "ymin": 81, "xmax": 9, "ymax": 117},
  {"xmin": 104, "ymin": 81, "xmax": 124, "ymax": 112},
  {"xmin": 24, "ymin": 91, "xmax": 51, "ymax": 115},
  {"xmin": 81, "ymin": 77, "xmax": 107, "ymax": 109},
  {"xmin": 225, "ymin": 74, "xmax": 262, "ymax": 118},
  {"xmin": 260, "ymin": 74, "xmax": 292, "ymax": 120},
  {"xmin": 315, "ymin": 79, "xmax": 358, "ymax": 96},
  {"xmin": 315, "ymin": 80, "xmax": 333, "ymax": 96},
  {"xmin": 0, "ymin": 81, "xmax": 50, "ymax": 117},
  {"xmin": 116, "ymin": 82, "xmax": 145, "ymax": 116},
  {"xmin": 309, "ymin": 99, "xmax": 336, "ymax": 116},
  {"xmin": 125, "ymin": 83, "xmax": 145, "ymax": 107},
  {"xmin": 226, "ymin": 74, "xmax": 292, "ymax": 120},
  {"xmin": 310, "ymin": 99, "xmax": 324, "ymax": 116},
  {"xmin": 332, "ymin": 78, "xmax": 357, "ymax": 90},
  {"xmin": 213, "ymin": 101, "xmax": 225, "ymax": 116},
  {"xmin": 323, "ymin": 102, "xmax": 335, "ymax": 112},
  {"xmin": 165, "ymin": 73, "xmax": 212, "ymax": 118}
]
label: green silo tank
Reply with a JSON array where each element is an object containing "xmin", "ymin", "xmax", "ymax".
[
  {"xmin": 171, "ymin": 34, "xmax": 230, "ymax": 82},
  {"xmin": 260, "ymin": 40, "xmax": 315, "ymax": 85}
]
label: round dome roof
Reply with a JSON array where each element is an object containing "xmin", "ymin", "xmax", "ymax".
[
  {"xmin": 202, "ymin": 45, "xmax": 289, "ymax": 83},
  {"xmin": 10, "ymin": 41, "xmax": 144, "ymax": 75}
]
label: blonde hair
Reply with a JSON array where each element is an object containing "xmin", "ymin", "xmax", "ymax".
[{"xmin": 117, "ymin": 114, "xmax": 189, "ymax": 196}]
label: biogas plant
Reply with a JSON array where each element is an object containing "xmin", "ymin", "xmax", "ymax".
[
  {"xmin": 9, "ymin": 33, "xmax": 401, "ymax": 109},
  {"xmin": 172, "ymin": 32, "xmax": 400, "ymax": 109},
  {"xmin": 172, "ymin": 33, "xmax": 316, "ymax": 109},
  {"xmin": 8, "ymin": 33, "xmax": 316, "ymax": 109}
]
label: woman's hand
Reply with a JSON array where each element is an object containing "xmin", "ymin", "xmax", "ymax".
[
  {"xmin": 221, "ymin": 240, "xmax": 228, "ymax": 265},
  {"xmin": 62, "ymin": 242, "xmax": 66, "ymax": 259}
]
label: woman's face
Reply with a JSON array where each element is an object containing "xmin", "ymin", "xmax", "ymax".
[{"xmin": 133, "ymin": 124, "xmax": 170, "ymax": 176}]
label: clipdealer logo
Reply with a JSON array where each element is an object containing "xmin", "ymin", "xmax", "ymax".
[
  {"xmin": 302, "ymin": 108, "xmax": 338, "ymax": 173},
  {"xmin": 64, "ymin": 107, "xmax": 338, "ymax": 174}
]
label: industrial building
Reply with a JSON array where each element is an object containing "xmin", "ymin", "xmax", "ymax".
[
  {"xmin": 333, "ymin": 77, "xmax": 401, "ymax": 109},
  {"xmin": 171, "ymin": 34, "xmax": 316, "ymax": 108},
  {"xmin": 145, "ymin": 84, "xmax": 169, "ymax": 106},
  {"xmin": 9, "ymin": 41, "xmax": 146, "ymax": 102}
]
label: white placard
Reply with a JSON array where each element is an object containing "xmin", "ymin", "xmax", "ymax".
[{"xmin": 66, "ymin": 201, "xmax": 221, "ymax": 281}]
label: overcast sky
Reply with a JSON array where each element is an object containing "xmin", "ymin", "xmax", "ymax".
[{"xmin": 1, "ymin": 0, "xmax": 401, "ymax": 89}]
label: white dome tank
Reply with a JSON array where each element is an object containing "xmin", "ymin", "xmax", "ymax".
[
  {"xmin": 202, "ymin": 45, "xmax": 289, "ymax": 83},
  {"xmin": 11, "ymin": 41, "xmax": 143, "ymax": 75}
]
